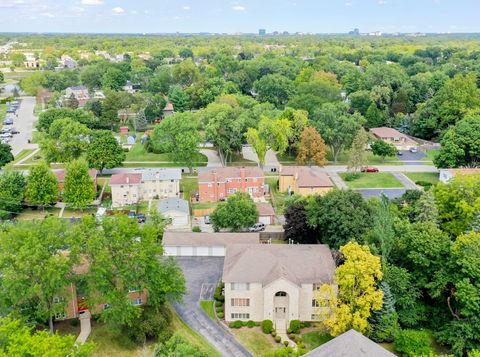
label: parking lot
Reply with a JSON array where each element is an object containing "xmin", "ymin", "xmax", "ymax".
[{"xmin": 3, "ymin": 96, "xmax": 37, "ymax": 156}]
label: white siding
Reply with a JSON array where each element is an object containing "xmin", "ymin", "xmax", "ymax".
[
  {"xmin": 196, "ymin": 247, "xmax": 210, "ymax": 256},
  {"xmin": 212, "ymin": 246, "xmax": 225, "ymax": 256},
  {"xmin": 259, "ymin": 216, "xmax": 271, "ymax": 225},
  {"xmin": 180, "ymin": 246, "xmax": 194, "ymax": 256}
]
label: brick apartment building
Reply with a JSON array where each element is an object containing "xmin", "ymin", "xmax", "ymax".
[{"xmin": 198, "ymin": 167, "xmax": 265, "ymax": 202}]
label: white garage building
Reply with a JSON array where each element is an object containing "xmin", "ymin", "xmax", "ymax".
[
  {"xmin": 163, "ymin": 232, "xmax": 260, "ymax": 257},
  {"xmin": 158, "ymin": 198, "xmax": 190, "ymax": 227}
]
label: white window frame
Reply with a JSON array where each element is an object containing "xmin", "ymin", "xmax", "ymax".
[{"xmin": 231, "ymin": 283, "xmax": 249, "ymax": 291}]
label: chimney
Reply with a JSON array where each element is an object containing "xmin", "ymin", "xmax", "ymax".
[
  {"xmin": 294, "ymin": 172, "xmax": 298, "ymax": 181},
  {"xmin": 126, "ymin": 176, "xmax": 130, "ymax": 184},
  {"xmin": 240, "ymin": 167, "xmax": 246, "ymax": 192}
]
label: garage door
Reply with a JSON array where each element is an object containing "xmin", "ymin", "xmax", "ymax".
[
  {"xmin": 212, "ymin": 246, "xmax": 225, "ymax": 256},
  {"xmin": 164, "ymin": 246, "xmax": 178, "ymax": 256},
  {"xmin": 196, "ymin": 246, "xmax": 209, "ymax": 256},
  {"xmin": 173, "ymin": 216, "xmax": 188, "ymax": 226},
  {"xmin": 180, "ymin": 246, "xmax": 194, "ymax": 256},
  {"xmin": 259, "ymin": 216, "xmax": 271, "ymax": 225}
]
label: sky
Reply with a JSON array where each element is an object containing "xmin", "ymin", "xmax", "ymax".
[{"xmin": 0, "ymin": 0, "xmax": 480, "ymax": 34}]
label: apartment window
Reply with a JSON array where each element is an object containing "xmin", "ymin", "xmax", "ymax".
[
  {"xmin": 131, "ymin": 298, "xmax": 143, "ymax": 306},
  {"xmin": 312, "ymin": 299, "xmax": 320, "ymax": 307},
  {"xmin": 55, "ymin": 312, "xmax": 66, "ymax": 320},
  {"xmin": 231, "ymin": 298, "xmax": 250, "ymax": 307},
  {"xmin": 313, "ymin": 283, "xmax": 321, "ymax": 291},
  {"xmin": 237, "ymin": 178, "xmax": 241, "ymax": 183},
  {"xmin": 231, "ymin": 313, "xmax": 250, "ymax": 319},
  {"xmin": 275, "ymin": 291, "xmax": 287, "ymax": 297},
  {"xmin": 171, "ymin": 179, "xmax": 174, "ymax": 182},
  {"xmin": 226, "ymin": 179, "xmax": 232, "ymax": 183},
  {"xmin": 231, "ymin": 283, "xmax": 250, "ymax": 291},
  {"xmin": 227, "ymin": 188, "xmax": 237, "ymax": 194}
]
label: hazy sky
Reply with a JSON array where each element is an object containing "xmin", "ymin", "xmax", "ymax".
[{"xmin": 0, "ymin": 0, "xmax": 479, "ymax": 34}]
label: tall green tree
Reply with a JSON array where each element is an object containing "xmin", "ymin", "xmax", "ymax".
[
  {"xmin": 245, "ymin": 128, "xmax": 267, "ymax": 167},
  {"xmin": 253, "ymin": 74, "xmax": 295, "ymax": 108},
  {"xmin": 86, "ymin": 130, "xmax": 126, "ymax": 173},
  {"xmin": 168, "ymin": 85, "xmax": 189, "ymax": 112},
  {"xmin": 0, "ymin": 144, "xmax": 13, "ymax": 168},
  {"xmin": 0, "ymin": 218, "xmax": 79, "ymax": 334},
  {"xmin": 348, "ymin": 128, "xmax": 368, "ymax": 172},
  {"xmin": 371, "ymin": 140, "xmax": 397, "ymax": 162},
  {"xmin": 0, "ymin": 171, "xmax": 26, "ymax": 219},
  {"xmin": 25, "ymin": 162, "xmax": 58, "ymax": 209},
  {"xmin": 102, "ymin": 67, "xmax": 128, "ymax": 91},
  {"xmin": 412, "ymin": 190, "xmax": 439, "ymax": 225},
  {"xmin": 313, "ymin": 102, "xmax": 365, "ymax": 163},
  {"xmin": 369, "ymin": 281, "xmax": 399, "ymax": 342},
  {"xmin": 63, "ymin": 159, "xmax": 95, "ymax": 209},
  {"xmin": 211, "ymin": 192, "xmax": 258, "ymax": 232}
]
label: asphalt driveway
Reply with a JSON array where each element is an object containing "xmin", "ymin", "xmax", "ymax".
[
  {"xmin": 8, "ymin": 96, "xmax": 38, "ymax": 156},
  {"xmin": 355, "ymin": 188, "xmax": 406, "ymax": 200},
  {"xmin": 173, "ymin": 257, "xmax": 251, "ymax": 357}
]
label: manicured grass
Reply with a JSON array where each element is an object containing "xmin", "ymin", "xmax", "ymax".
[
  {"xmin": 340, "ymin": 172, "xmax": 403, "ymax": 189},
  {"xmin": 422, "ymin": 149, "xmax": 439, "ymax": 162},
  {"xmin": 125, "ymin": 143, "xmax": 207, "ymax": 163},
  {"xmin": 169, "ymin": 306, "xmax": 221, "ymax": 357},
  {"xmin": 325, "ymin": 148, "xmax": 403, "ymax": 165},
  {"xmin": 10, "ymin": 148, "xmax": 35, "ymax": 165},
  {"xmin": 301, "ymin": 331, "xmax": 334, "ymax": 350},
  {"xmin": 199, "ymin": 300, "xmax": 215, "ymax": 320},
  {"xmin": 62, "ymin": 208, "xmax": 96, "ymax": 218},
  {"xmin": 192, "ymin": 202, "xmax": 219, "ymax": 210},
  {"xmin": 15, "ymin": 207, "xmax": 60, "ymax": 221},
  {"xmin": 97, "ymin": 177, "xmax": 111, "ymax": 193},
  {"xmin": 181, "ymin": 177, "xmax": 198, "ymax": 201},
  {"xmin": 405, "ymin": 172, "xmax": 439, "ymax": 186},
  {"xmin": 232, "ymin": 327, "xmax": 280, "ymax": 356}
]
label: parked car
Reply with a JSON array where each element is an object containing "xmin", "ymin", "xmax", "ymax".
[
  {"xmin": 204, "ymin": 215, "xmax": 211, "ymax": 224},
  {"xmin": 3, "ymin": 118, "xmax": 13, "ymax": 125},
  {"xmin": 409, "ymin": 147, "xmax": 418, "ymax": 153},
  {"xmin": 397, "ymin": 151, "xmax": 403, "ymax": 156},
  {"xmin": 249, "ymin": 222, "xmax": 266, "ymax": 232},
  {"xmin": 127, "ymin": 210, "xmax": 136, "ymax": 219},
  {"xmin": 361, "ymin": 166, "xmax": 379, "ymax": 173},
  {"xmin": 10, "ymin": 128, "xmax": 19, "ymax": 134},
  {"xmin": 137, "ymin": 213, "xmax": 146, "ymax": 223}
]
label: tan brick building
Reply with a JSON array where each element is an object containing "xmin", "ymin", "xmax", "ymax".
[{"xmin": 279, "ymin": 166, "xmax": 333, "ymax": 196}]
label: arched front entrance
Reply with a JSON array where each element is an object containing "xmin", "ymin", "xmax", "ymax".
[{"xmin": 274, "ymin": 291, "xmax": 289, "ymax": 321}]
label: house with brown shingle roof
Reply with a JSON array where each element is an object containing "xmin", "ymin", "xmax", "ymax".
[
  {"xmin": 223, "ymin": 244, "xmax": 336, "ymax": 331},
  {"xmin": 53, "ymin": 169, "xmax": 98, "ymax": 195},
  {"xmin": 279, "ymin": 166, "xmax": 333, "ymax": 197},
  {"xmin": 198, "ymin": 167, "xmax": 265, "ymax": 202},
  {"xmin": 370, "ymin": 127, "xmax": 417, "ymax": 150}
]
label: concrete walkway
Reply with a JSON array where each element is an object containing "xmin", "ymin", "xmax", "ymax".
[
  {"xmin": 328, "ymin": 172, "xmax": 348, "ymax": 190},
  {"xmin": 392, "ymin": 172, "xmax": 419, "ymax": 190},
  {"xmin": 76, "ymin": 310, "xmax": 92, "ymax": 344}
]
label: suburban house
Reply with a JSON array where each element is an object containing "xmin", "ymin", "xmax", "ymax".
[
  {"xmin": 56, "ymin": 256, "xmax": 147, "ymax": 321},
  {"xmin": 65, "ymin": 85, "xmax": 90, "ymax": 107},
  {"xmin": 109, "ymin": 168, "xmax": 182, "ymax": 207},
  {"xmin": 223, "ymin": 244, "xmax": 336, "ymax": 330},
  {"xmin": 23, "ymin": 53, "xmax": 39, "ymax": 68},
  {"xmin": 198, "ymin": 167, "xmax": 265, "ymax": 202},
  {"xmin": 158, "ymin": 198, "xmax": 190, "ymax": 227},
  {"xmin": 303, "ymin": 329, "xmax": 395, "ymax": 357},
  {"xmin": 53, "ymin": 168, "xmax": 98, "ymax": 194},
  {"xmin": 369, "ymin": 127, "xmax": 418, "ymax": 150},
  {"xmin": 163, "ymin": 232, "xmax": 260, "ymax": 257},
  {"xmin": 59, "ymin": 55, "xmax": 78, "ymax": 69},
  {"xmin": 122, "ymin": 81, "xmax": 141, "ymax": 94},
  {"xmin": 279, "ymin": 166, "xmax": 334, "ymax": 196},
  {"xmin": 256, "ymin": 202, "xmax": 275, "ymax": 225},
  {"xmin": 439, "ymin": 168, "xmax": 480, "ymax": 184}
]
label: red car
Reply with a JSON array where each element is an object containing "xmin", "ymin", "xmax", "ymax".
[{"xmin": 361, "ymin": 166, "xmax": 379, "ymax": 173}]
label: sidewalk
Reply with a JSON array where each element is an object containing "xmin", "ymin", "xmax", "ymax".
[{"xmin": 76, "ymin": 310, "xmax": 91, "ymax": 344}]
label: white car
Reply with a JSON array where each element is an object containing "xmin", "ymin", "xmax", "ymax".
[{"xmin": 409, "ymin": 147, "xmax": 418, "ymax": 153}]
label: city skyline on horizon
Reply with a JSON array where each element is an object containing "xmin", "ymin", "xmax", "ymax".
[{"xmin": 0, "ymin": 0, "xmax": 480, "ymax": 34}]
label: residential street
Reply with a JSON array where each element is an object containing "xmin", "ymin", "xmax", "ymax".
[
  {"xmin": 8, "ymin": 96, "xmax": 38, "ymax": 156},
  {"xmin": 173, "ymin": 257, "xmax": 251, "ymax": 357}
]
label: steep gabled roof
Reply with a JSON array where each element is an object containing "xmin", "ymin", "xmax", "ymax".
[
  {"xmin": 303, "ymin": 329, "xmax": 396, "ymax": 357},
  {"xmin": 280, "ymin": 166, "xmax": 333, "ymax": 188}
]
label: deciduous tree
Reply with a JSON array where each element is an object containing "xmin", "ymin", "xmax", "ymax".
[
  {"xmin": 371, "ymin": 140, "xmax": 397, "ymax": 162},
  {"xmin": 245, "ymin": 128, "xmax": 267, "ymax": 167},
  {"xmin": 63, "ymin": 159, "xmax": 95, "ymax": 209},
  {"xmin": 0, "ymin": 171, "xmax": 26, "ymax": 218},
  {"xmin": 86, "ymin": 130, "xmax": 126, "ymax": 173},
  {"xmin": 25, "ymin": 162, "xmax": 58, "ymax": 209},
  {"xmin": 347, "ymin": 128, "xmax": 368, "ymax": 172},
  {"xmin": 0, "ymin": 143, "xmax": 14, "ymax": 168},
  {"xmin": 296, "ymin": 127, "xmax": 326, "ymax": 167},
  {"xmin": 211, "ymin": 192, "xmax": 258, "ymax": 232}
]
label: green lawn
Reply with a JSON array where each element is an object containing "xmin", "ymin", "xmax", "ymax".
[
  {"xmin": 232, "ymin": 327, "xmax": 280, "ymax": 356},
  {"xmin": 181, "ymin": 177, "xmax": 198, "ymax": 201},
  {"xmin": 0, "ymin": 104, "xmax": 6, "ymax": 121},
  {"xmin": 192, "ymin": 202, "xmax": 219, "ymax": 210},
  {"xmin": 325, "ymin": 148, "xmax": 403, "ymax": 165},
  {"xmin": 199, "ymin": 300, "xmax": 215, "ymax": 320},
  {"xmin": 405, "ymin": 172, "xmax": 439, "ymax": 186},
  {"xmin": 62, "ymin": 208, "xmax": 96, "ymax": 218},
  {"xmin": 265, "ymin": 176, "xmax": 288, "ymax": 214},
  {"xmin": 125, "ymin": 143, "xmax": 207, "ymax": 164},
  {"xmin": 422, "ymin": 149, "xmax": 439, "ymax": 162},
  {"xmin": 340, "ymin": 172, "xmax": 403, "ymax": 189},
  {"xmin": 301, "ymin": 331, "xmax": 334, "ymax": 350},
  {"xmin": 15, "ymin": 207, "xmax": 60, "ymax": 221}
]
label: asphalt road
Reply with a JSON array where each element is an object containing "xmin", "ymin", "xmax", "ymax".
[
  {"xmin": 355, "ymin": 188, "xmax": 407, "ymax": 200},
  {"xmin": 7, "ymin": 96, "xmax": 37, "ymax": 156},
  {"xmin": 173, "ymin": 257, "xmax": 251, "ymax": 357}
]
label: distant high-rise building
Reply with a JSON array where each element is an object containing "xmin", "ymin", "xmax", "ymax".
[
  {"xmin": 259, "ymin": 29, "xmax": 266, "ymax": 36},
  {"xmin": 348, "ymin": 28, "xmax": 360, "ymax": 35}
]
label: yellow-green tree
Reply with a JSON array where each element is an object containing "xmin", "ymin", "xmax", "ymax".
[{"xmin": 315, "ymin": 242, "xmax": 383, "ymax": 336}]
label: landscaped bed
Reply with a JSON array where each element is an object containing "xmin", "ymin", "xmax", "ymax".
[
  {"xmin": 405, "ymin": 172, "xmax": 439, "ymax": 187},
  {"xmin": 340, "ymin": 172, "xmax": 403, "ymax": 189}
]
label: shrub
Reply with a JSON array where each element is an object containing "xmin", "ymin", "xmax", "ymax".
[
  {"xmin": 229, "ymin": 320, "xmax": 243, "ymax": 329},
  {"xmin": 288, "ymin": 333, "xmax": 295, "ymax": 339},
  {"xmin": 123, "ymin": 305, "xmax": 172, "ymax": 344},
  {"xmin": 271, "ymin": 331, "xmax": 277, "ymax": 337},
  {"xmin": 262, "ymin": 320, "xmax": 274, "ymax": 334},
  {"xmin": 415, "ymin": 180, "xmax": 432, "ymax": 188},
  {"xmin": 289, "ymin": 320, "xmax": 301, "ymax": 334},
  {"xmin": 246, "ymin": 320, "xmax": 255, "ymax": 328},
  {"xmin": 275, "ymin": 335, "xmax": 281, "ymax": 343},
  {"xmin": 297, "ymin": 342, "xmax": 304, "ymax": 349},
  {"xmin": 217, "ymin": 312, "xmax": 224, "ymax": 319},
  {"xmin": 69, "ymin": 319, "xmax": 79, "ymax": 327},
  {"xmin": 303, "ymin": 321, "xmax": 311, "ymax": 328},
  {"xmin": 284, "ymin": 340, "xmax": 289, "ymax": 347},
  {"xmin": 394, "ymin": 329, "xmax": 433, "ymax": 357},
  {"xmin": 215, "ymin": 306, "xmax": 223, "ymax": 313},
  {"xmin": 295, "ymin": 335, "xmax": 302, "ymax": 343},
  {"xmin": 192, "ymin": 225, "xmax": 201, "ymax": 232},
  {"xmin": 344, "ymin": 172, "xmax": 360, "ymax": 181},
  {"xmin": 215, "ymin": 301, "xmax": 222, "ymax": 307},
  {"xmin": 255, "ymin": 321, "xmax": 261, "ymax": 327}
]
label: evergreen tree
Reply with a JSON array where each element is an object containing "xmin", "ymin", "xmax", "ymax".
[
  {"xmin": 347, "ymin": 127, "xmax": 368, "ymax": 172},
  {"xmin": 413, "ymin": 190, "xmax": 439, "ymax": 225},
  {"xmin": 133, "ymin": 109, "xmax": 148, "ymax": 132},
  {"xmin": 371, "ymin": 195, "xmax": 395, "ymax": 270},
  {"xmin": 369, "ymin": 281, "xmax": 399, "ymax": 342}
]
